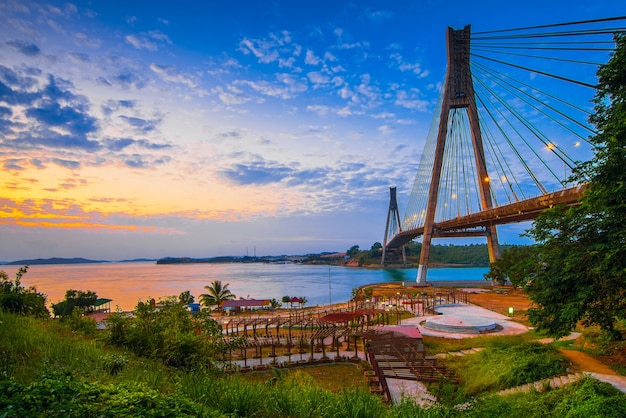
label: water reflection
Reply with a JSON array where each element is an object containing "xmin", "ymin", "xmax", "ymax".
[{"xmin": 1, "ymin": 262, "xmax": 488, "ymax": 311}]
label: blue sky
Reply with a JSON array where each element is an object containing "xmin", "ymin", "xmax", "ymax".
[{"xmin": 0, "ymin": 0, "xmax": 623, "ymax": 261}]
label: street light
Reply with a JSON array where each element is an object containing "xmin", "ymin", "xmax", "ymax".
[{"xmin": 547, "ymin": 141, "xmax": 580, "ymax": 187}]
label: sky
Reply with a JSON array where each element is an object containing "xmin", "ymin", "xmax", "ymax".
[{"xmin": 1, "ymin": 0, "xmax": 624, "ymax": 261}]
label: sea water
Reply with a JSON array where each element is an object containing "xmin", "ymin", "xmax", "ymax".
[{"xmin": 1, "ymin": 262, "xmax": 489, "ymax": 311}]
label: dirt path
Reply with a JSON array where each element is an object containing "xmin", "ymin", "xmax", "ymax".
[{"xmin": 559, "ymin": 349, "xmax": 618, "ymax": 375}]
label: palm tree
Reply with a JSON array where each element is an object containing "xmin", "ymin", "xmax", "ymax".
[{"xmin": 200, "ymin": 280, "xmax": 235, "ymax": 310}]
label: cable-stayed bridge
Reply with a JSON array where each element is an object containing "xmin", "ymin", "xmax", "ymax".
[{"xmin": 382, "ymin": 17, "xmax": 625, "ymax": 284}]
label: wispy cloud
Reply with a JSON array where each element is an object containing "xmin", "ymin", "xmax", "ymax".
[{"xmin": 6, "ymin": 39, "xmax": 40, "ymax": 56}]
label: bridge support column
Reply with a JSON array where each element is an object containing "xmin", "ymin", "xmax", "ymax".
[
  {"xmin": 415, "ymin": 25, "xmax": 501, "ymax": 283},
  {"xmin": 416, "ymin": 265, "xmax": 428, "ymax": 285}
]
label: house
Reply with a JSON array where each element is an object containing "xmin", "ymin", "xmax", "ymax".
[{"xmin": 220, "ymin": 299, "xmax": 272, "ymax": 313}]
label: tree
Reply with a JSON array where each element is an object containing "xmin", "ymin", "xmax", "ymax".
[
  {"xmin": 52, "ymin": 289, "xmax": 98, "ymax": 318},
  {"xmin": 484, "ymin": 246, "xmax": 540, "ymax": 287},
  {"xmin": 178, "ymin": 290, "xmax": 195, "ymax": 305},
  {"xmin": 0, "ymin": 266, "xmax": 49, "ymax": 318},
  {"xmin": 346, "ymin": 245, "xmax": 360, "ymax": 258},
  {"xmin": 199, "ymin": 280, "xmax": 235, "ymax": 310},
  {"xmin": 525, "ymin": 33, "xmax": 626, "ymax": 339}
]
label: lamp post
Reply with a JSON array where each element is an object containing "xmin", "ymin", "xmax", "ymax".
[{"xmin": 547, "ymin": 141, "xmax": 580, "ymax": 187}]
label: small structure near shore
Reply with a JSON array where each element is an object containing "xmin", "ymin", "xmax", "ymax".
[{"xmin": 221, "ymin": 299, "xmax": 272, "ymax": 314}]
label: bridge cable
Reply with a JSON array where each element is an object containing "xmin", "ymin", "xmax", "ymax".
[
  {"xmin": 470, "ymin": 61, "xmax": 594, "ymax": 117},
  {"xmin": 473, "ymin": 78, "xmax": 553, "ymax": 192},
  {"xmin": 471, "ymin": 53, "xmax": 597, "ymax": 88},
  {"xmin": 473, "ymin": 28, "xmax": 626, "ymax": 41},
  {"xmin": 472, "ymin": 62, "xmax": 596, "ymax": 144},
  {"xmin": 472, "ymin": 16, "xmax": 626, "ymax": 35},
  {"xmin": 471, "ymin": 47, "xmax": 605, "ymax": 66},
  {"xmin": 473, "ymin": 74, "xmax": 564, "ymax": 176}
]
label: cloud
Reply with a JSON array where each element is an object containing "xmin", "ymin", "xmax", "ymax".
[
  {"xmin": 123, "ymin": 154, "xmax": 172, "ymax": 168},
  {"xmin": 73, "ymin": 32, "xmax": 102, "ymax": 48},
  {"xmin": 238, "ymin": 31, "xmax": 300, "ymax": 67},
  {"xmin": 305, "ymin": 49, "xmax": 320, "ymax": 65},
  {"xmin": 125, "ymin": 30, "xmax": 171, "ymax": 51},
  {"xmin": 377, "ymin": 124, "xmax": 395, "ymax": 134},
  {"xmin": 239, "ymin": 38, "xmax": 280, "ymax": 64},
  {"xmin": 105, "ymin": 70, "xmax": 148, "ymax": 89},
  {"xmin": 306, "ymin": 104, "xmax": 331, "ymax": 116},
  {"xmin": 394, "ymin": 89, "xmax": 429, "ymax": 111},
  {"xmin": 6, "ymin": 39, "xmax": 41, "ymax": 56},
  {"xmin": 51, "ymin": 158, "xmax": 81, "ymax": 169},
  {"xmin": 118, "ymin": 115, "xmax": 160, "ymax": 133},
  {"xmin": 26, "ymin": 101, "xmax": 98, "ymax": 136},
  {"xmin": 101, "ymin": 99, "xmax": 136, "ymax": 115},
  {"xmin": 101, "ymin": 137, "xmax": 172, "ymax": 151},
  {"xmin": 389, "ymin": 53, "xmax": 429, "ymax": 77},
  {"xmin": 365, "ymin": 9, "xmax": 394, "ymax": 23},
  {"xmin": 213, "ymin": 85, "xmax": 252, "ymax": 105},
  {"xmin": 149, "ymin": 63, "xmax": 196, "ymax": 88},
  {"xmin": 68, "ymin": 52, "xmax": 90, "ymax": 63}
]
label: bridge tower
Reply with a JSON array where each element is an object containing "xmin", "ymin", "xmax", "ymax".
[
  {"xmin": 382, "ymin": 187, "xmax": 406, "ymax": 265},
  {"xmin": 416, "ymin": 25, "xmax": 501, "ymax": 284}
]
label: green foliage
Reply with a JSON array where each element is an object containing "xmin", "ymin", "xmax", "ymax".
[
  {"xmin": 524, "ymin": 34, "xmax": 626, "ymax": 339},
  {"xmin": 0, "ymin": 372, "xmax": 206, "ymax": 417},
  {"xmin": 466, "ymin": 377, "xmax": 626, "ymax": 418},
  {"xmin": 3, "ymin": 311, "xmax": 626, "ymax": 418},
  {"xmin": 52, "ymin": 289, "xmax": 98, "ymax": 318},
  {"xmin": 448, "ymin": 341, "xmax": 566, "ymax": 394},
  {"xmin": 179, "ymin": 290, "xmax": 195, "ymax": 305},
  {"xmin": 0, "ymin": 311, "xmax": 106, "ymax": 382},
  {"xmin": 200, "ymin": 280, "xmax": 236, "ymax": 309},
  {"xmin": 484, "ymin": 245, "xmax": 540, "ymax": 286},
  {"xmin": 347, "ymin": 245, "xmax": 360, "ymax": 258},
  {"xmin": 100, "ymin": 353, "xmax": 129, "ymax": 375},
  {"xmin": 0, "ymin": 266, "xmax": 49, "ymax": 318},
  {"xmin": 105, "ymin": 300, "xmax": 220, "ymax": 370},
  {"xmin": 64, "ymin": 306, "xmax": 98, "ymax": 336}
]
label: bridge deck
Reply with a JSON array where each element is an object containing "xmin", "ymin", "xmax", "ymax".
[{"xmin": 387, "ymin": 185, "xmax": 585, "ymax": 249}]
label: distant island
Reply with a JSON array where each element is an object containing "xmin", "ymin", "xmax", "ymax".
[
  {"xmin": 1, "ymin": 244, "xmax": 515, "ymax": 267},
  {"xmin": 1, "ymin": 257, "xmax": 157, "ymax": 266}
]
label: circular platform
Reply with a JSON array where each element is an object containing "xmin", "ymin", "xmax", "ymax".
[{"xmin": 422, "ymin": 315, "xmax": 499, "ymax": 334}]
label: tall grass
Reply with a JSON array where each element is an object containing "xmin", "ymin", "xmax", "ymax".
[
  {"xmin": 466, "ymin": 377, "xmax": 626, "ymax": 417},
  {"xmin": 445, "ymin": 340, "xmax": 566, "ymax": 396},
  {"xmin": 3, "ymin": 312, "xmax": 625, "ymax": 418},
  {"xmin": 0, "ymin": 312, "xmax": 102, "ymax": 381}
]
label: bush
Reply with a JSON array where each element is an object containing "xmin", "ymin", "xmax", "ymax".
[
  {"xmin": 0, "ymin": 372, "xmax": 208, "ymax": 417},
  {"xmin": 0, "ymin": 266, "xmax": 49, "ymax": 318},
  {"xmin": 100, "ymin": 353, "xmax": 129, "ymax": 375}
]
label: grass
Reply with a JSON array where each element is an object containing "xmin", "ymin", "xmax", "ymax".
[
  {"xmin": 2, "ymin": 310, "xmax": 626, "ymax": 417},
  {"xmin": 237, "ymin": 363, "xmax": 369, "ymax": 392},
  {"xmin": 423, "ymin": 333, "xmax": 539, "ymax": 355},
  {"xmin": 443, "ymin": 340, "xmax": 567, "ymax": 399}
]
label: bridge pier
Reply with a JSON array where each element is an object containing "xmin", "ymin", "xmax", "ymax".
[{"xmin": 416, "ymin": 265, "xmax": 428, "ymax": 285}]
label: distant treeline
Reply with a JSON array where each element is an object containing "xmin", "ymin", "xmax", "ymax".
[
  {"xmin": 408, "ymin": 242, "xmax": 508, "ymax": 266},
  {"xmin": 349, "ymin": 242, "xmax": 518, "ymax": 267}
]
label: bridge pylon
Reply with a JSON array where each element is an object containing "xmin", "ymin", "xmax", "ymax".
[
  {"xmin": 382, "ymin": 187, "xmax": 406, "ymax": 265},
  {"xmin": 416, "ymin": 25, "xmax": 501, "ymax": 284}
]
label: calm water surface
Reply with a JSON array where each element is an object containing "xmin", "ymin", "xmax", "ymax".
[{"xmin": 2, "ymin": 262, "xmax": 488, "ymax": 311}]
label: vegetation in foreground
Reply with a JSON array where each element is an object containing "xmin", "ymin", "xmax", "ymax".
[{"xmin": 2, "ymin": 303, "xmax": 626, "ymax": 417}]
